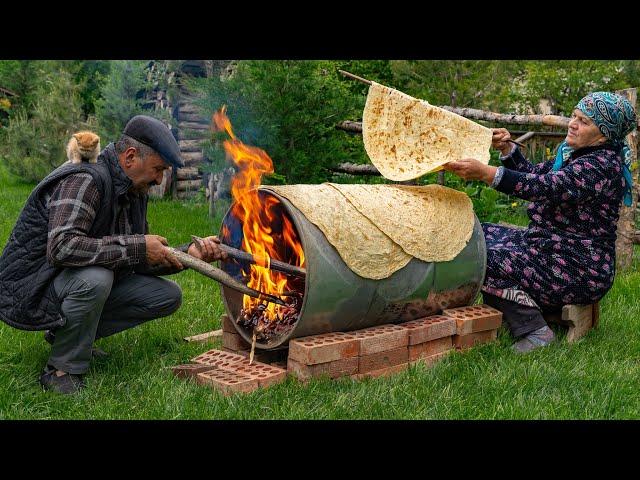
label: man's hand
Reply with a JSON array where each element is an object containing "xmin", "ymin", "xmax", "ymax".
[
  {"xmin": 442, "ymin": 159, "xmax": 498, "ymax": 184},
  {"xmin": 492, "ymin": 128, "xmax": 514, "ymax": 156},
  {"xmin": 188, "ymin": 235, "xmax": 229, "ymax": 263},
  {"xmin": 145, "ymin": 234, "xmax": 183, "ymax": 270}
]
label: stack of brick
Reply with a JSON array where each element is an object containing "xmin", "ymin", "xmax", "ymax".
[
  {"xmin": 171, "ymin": 349, "xmax": 287, "ymax": 395},
  {"xmin": 287, "ymin": 316, "xmax": 459, "ymax": 381},
  {"xmin": 442, "ymin": 304, "xmax": 502, "ymax": 349}
]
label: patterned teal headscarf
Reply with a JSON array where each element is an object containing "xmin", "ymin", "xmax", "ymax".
[{"xmin": 553, "ymin": 92, "xmax": 637, "ymax": 206}]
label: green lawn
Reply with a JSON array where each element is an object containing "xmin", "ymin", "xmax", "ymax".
[{"xmin": 1, "ymin": 164, "xmax": 639, "ymax": 419}]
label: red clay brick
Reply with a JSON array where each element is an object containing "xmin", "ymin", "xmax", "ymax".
[
  {"xmin": 222, "ymin": 347, "xmax": 250, "ymax": 357},
  {"xmin": 453, "ymin": 329, "xmax": 498, "ymax": 350},
  {"xmin": 196, "ymin": 369, "xmax": 259, "ymax": 395},
  {"xmin": 399, "ymin": 315, "xmax": 456, "ymax": 345},
  {"xmin": 221, "ymin": 314, "xmax": 236, "ymax": 333},
  {"xmin": 288, "ymin": 332, "xmax": 359, "ymax": 365},
  {"xmin": 287, "ymin": 356, "xmax": 359, "ymax": 381},
  {"xmin": 412, "ymin": 350, "xmax": 451, "ymax": 368},
  {"xmin": 408, "ymin": 336, "xmax": 453, "ymax": 362},
  {"xmin": 348, "ymin": 324, "xmax": 409, "ymax": 355},
  {"xmin": 191, "ymin": 349, "xmax": 247, "ymax": 367},
  {"xmin": 220, "ymin": 359, "xmax": 287, "ymax": 388},
  {"xmin": 223, "ymin": 331, "xmax": 251, "ymax": 351},
  {"xmin": 171, "ymin": 363, "xmax": 217, "ymax": 379},
  {"xmin": 351, "ymin": 363, "xmax": 409, "ymax": 380},
  {"xmin": 443, "ymin": 304, "xmax": 502, "ymax": 335},
  {"xmin": 358, "ymin": 347, "xmax": 409, "ymax": 374}
]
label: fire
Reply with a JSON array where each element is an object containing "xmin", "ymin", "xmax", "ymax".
[{"xmin": 213, "ymin": 106, "xmax": 305, "ymax": 326}]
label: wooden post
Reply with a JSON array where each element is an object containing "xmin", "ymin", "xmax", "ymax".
[{"xmin": 614, "ymin": 88, "xmax": 638, "ymax": 270}]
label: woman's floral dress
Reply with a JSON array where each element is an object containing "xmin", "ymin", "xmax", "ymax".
[{"xmin": 483, "ymin": 144, "xmax": 626, "ymax": 309}]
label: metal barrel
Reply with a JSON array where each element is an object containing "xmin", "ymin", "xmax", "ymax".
[{"xmin": 219, "ymin": 188, "xmax": 487, "ymax": 350}]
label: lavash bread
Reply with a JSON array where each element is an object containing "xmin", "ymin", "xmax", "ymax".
[
  {"xmin": 265, "ymin": 183, "xmax": 474, "ymax": 279},
  {"xmin": 264, "ymin": 184, "xmax": 412, "ymax": 279},
  {"xmin": 362, "ymin": 82, "xmax": 493, "ymax": 181}
]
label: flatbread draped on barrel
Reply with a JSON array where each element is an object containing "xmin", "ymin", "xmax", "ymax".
[
  {"xmin": 362, "ymin": 81, "xmax": 493, "ymax": 181},
  {"xmin": 264, "ymin": 184, "xmax": 412, "ymax": 279},
  {"xmin": 327, "ymin": 183, "xmax": 474, "ymax": 263},
  {"xmin": 264, "ymin": 183, "xmax": 474, "ymax": 280}
]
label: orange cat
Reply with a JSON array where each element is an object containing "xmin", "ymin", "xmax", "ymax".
[{"xmin": 66, "ymin": 131, "xmax": 100, "ymax": 164}]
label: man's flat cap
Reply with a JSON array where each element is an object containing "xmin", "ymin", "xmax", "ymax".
[{"xmin": 123, "ymin": 115, "xmax": 184, "ymax": 168}]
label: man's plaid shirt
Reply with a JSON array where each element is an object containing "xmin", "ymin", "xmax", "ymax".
[{"xmin": 45, "ymin": 172, "xmax": 147, "ymax": 270}]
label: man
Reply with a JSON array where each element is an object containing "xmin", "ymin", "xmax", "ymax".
[{"xmin": 0, "ymin": 115, "xmax": 228, "ymax": 394}]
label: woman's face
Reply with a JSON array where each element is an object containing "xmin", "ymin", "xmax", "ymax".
[{"xmin": 566, "ymin": 109, "xmax": 607, "ymax": 149}]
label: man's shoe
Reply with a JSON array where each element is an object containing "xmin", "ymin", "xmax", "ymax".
[
  {"xmin": 512, "ymin": 325, "xmax": 555, "ymax": 353},
  {"xmin": 39, "ymin": 365, "xmax": 85, "ymax": 395},
  {"xmin": 44, "ymin": 330, "xmax": 108, "ymax": 358}
]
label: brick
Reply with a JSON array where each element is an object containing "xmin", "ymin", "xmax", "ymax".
[
  {"xmin": 453, "ymin": 329, "xmax": 498, "ymax": 350},
  {"xmin": 399, "ymin": 315, "xmax": 456, "ymax": 345},
  {"xmin": 358, "ymin": 347, "xmax": 409, "ymax": 374},
  {"xmin": 171, "ymin": 363, "xmax": 217, "ymax": 379},
  {"xmin": 222, "ymin": 347, "xmax": 250, "ymax": 357},
  {"xmin": 443, "ymin": 304, "xmax": 502, "ymax": 335},
  {"xmin": 191, "ymin": 349, "xmax": 247, "ymax": 367},
  {"xmin": 196, "ymin": 369, "xmax": 259, "ymax": 395},
  {"xmin": 288, "ymin": 332, "xmax": 359, "ymax": 365},
  {"xmin": 351, "ymin": 363, "xmax": 409, "ymax": 380},
  {"xmin": 223, "ymin": 330, "xmax": 251, "ymax": 351},
  {"xmin": 348, "ymin": 324, "xmax": 409, "ymax": 355},
  {"xmin": 220, "ymin": 359, "xmax": 287, "ymax": 388},
  {"xmin": 408, "ymin": 336, "xmax": 453, "ymax": 362},
  {"xmin": 221, "ymin": 314, "xmax": 237, "ymax": 333},
  {"xmin": 412, "ymin": 350, "xmax": 451, "ymax": 368},
  {"xmin": 287, "ymin": 356, "xmax": 359, "ymax": 381}
]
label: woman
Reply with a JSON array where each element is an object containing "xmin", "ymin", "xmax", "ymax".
[{"xmin": 443, "ymin": 92, "xmax": 637, "ymax": 352}]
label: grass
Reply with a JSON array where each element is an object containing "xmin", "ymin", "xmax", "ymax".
[{"xmin": 1, "ymin": 164, "xmax": 639, "ymax": 419}]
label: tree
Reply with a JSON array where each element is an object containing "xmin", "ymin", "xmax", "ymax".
[
  {"xmin": 1, "ymin": 66, "xmax": 84, "ymax": 182},
  {"xmin": 190, "ymin": 60, "xmax": 367, "ymax": 184},
  {"xmin": 94, "ymin": 60, "xmax": 152, "ymax": 143}
]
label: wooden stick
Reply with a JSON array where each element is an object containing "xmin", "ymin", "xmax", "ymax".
[
  {"xmin": 219, "ymin": 244, "xmax": 306, "ymax": 278},
  {"xmin": 338, "ymin": 70, "xmax": 372, "ymax": 85},
  {"xmin": 191, "ymin": 235, "xmax": 306, "ymax": 278},
  {"xmin": 168, "ymin": 247, "xmax": 287, "ymax": 306},
  {"xmin": 507, "ymin": 139, "xmax": 526, "ymax": 148},
  {"xmin": 183, "ymin": 329, "xmax": 223, "ymax": 343}
]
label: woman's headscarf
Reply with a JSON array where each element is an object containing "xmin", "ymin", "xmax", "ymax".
[{"xmin": 553, "ymin": 92, "xmax": 637, "ymax": 206}]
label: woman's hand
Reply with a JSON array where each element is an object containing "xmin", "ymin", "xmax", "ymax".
[
  {"xmin": 492, "ymin": 128, "xmax": 513, "ymax": 156},
  {"xmin": 442, "ymin": 159, "xmax": 498, "ymax": 184}
]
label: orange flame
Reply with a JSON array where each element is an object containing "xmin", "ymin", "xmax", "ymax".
[{"xmin": 213, "ymin": 106, "xmax": 305, "ymax": 323}]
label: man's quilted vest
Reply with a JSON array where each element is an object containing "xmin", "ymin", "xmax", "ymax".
[{"xmin": 0, "ymin": 144, "xmax": 147, "ymax": 331}]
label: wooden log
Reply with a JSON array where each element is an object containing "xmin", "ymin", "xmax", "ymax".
[
  {"xmin": 181, "ymin": 151, "xmax": 204, "ymax": 163},
  {"xmin": 614, "ymin": 88, "xmax": 638, "ymax": 270},
  {"xmin": 563, "ymin": 304, "xmax": 594, "ymax": 343},
  {"xmin": 331, "ymin": 162, "xmax": 380, "ymax": 176},
  {"xmin": 177, "ymin": 112, "xmax": 208, "ymax": 123},
  {"xmin": 176, "ymin": 103, "xmax": 201, "ymax": 114},
  {"xmin": 176, "ymin": 167, "xmax": 200, "ymax": 180},
  {"xmin": 176, "ymin": 190, "xmax": 197, "ymax": 200},
  {"xmin": 176, "ymin": 179, "xmax": 202, "ymax": 191},
  {"xmin": 167, "ymin": 248, "xmax": 286, "ymax": 306},
  {"xmin": 178, "ymin": 139, "xmax": 206, "ymax": 152},
  {"xmin": 177, "ymin": 130, "xmax": 210, "ymax": 141},
  {"xmin": 178, "ymin": 121, "xmax": 210, "ymax": 131},
  {"xmin": 336, "ymin": 120, "xmax": 364, "ymax": 133}
]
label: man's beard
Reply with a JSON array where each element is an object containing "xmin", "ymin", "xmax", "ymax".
[{"xmin": 131, "ymin": 182, "xmax": 154, "ymax": 194}]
